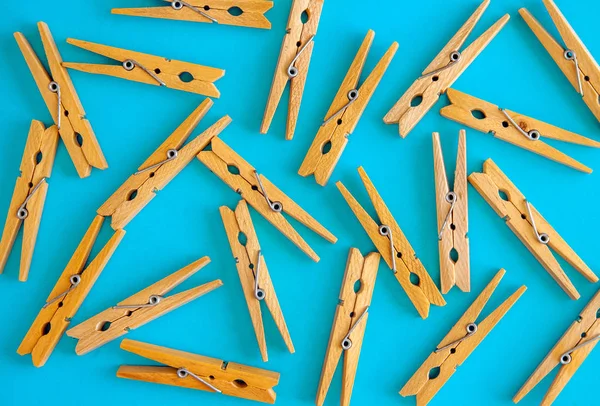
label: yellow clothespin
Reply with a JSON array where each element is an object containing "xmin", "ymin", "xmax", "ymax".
[
  {"xmin": 112, "ymin": 0, "xmax": 273, "ymax": 29},
  {"xmin": 117, "ymin": 339, "xmax": 280, "ymax": 404},
  {"xmin": 197, "ymin": 137, "xmax": 337, "ymax": 262},
  {"xmin": 514, "ymin": 289, "xmax": 600, "ymax": 405},
  {"xmin": 17, "ymin": 216, "xmax": 125, "ymax": 367},
  {"xmin": 261, "ymin": 0, "xmax": 324, "ymax": 140},
  {"xmin": 0, "ymin": 121, "xmax": 58, "ymax": 281},
  {"xmin": 468, "ymin": 159, "xmax": 597, "ymax": 299},
  {"xmin": 401, "ymin": 269, "xmax": 526, "ymax": 406},
  {"xmin": 384, "ymin": 1, "xmax": 509, "ymax": 137},
  {"xmin": 62, "ymin": 39, "xmax": 225, "ymax": 97},
  {"xmin": 336, "ymin": 167, "xmax": 445, "ymax": 319},
  {"xmin": 66, "ymin": 257, "xmax": 222, "ymax": 355},
  {"xmin": 520, "ymin": 0, "xmax": 600, "ymax": 122},
  {"xmin": 14, "ymin": 22, "xmax": 108, "ymax": 178},
  {"xmin": 299, "ymin": 30, "xmax": 398, "ymax": 185},
  {"xmin": 316, "ymin": 248, "xmax": 380, "ymax": 406},
  {"xmin": 433, "ymin": 130, "xmax": 469, "ymax": 293},
  {"xmin": 220, "ymin": 200, "xmax": 294, "ymax": 362},
  {"xmin": 98, "ymin": 99, "xmax": 231, "ymax": 230},
  {"xmin": 441, "ymin": 88, "xmax": 600, "ymax": 173}
]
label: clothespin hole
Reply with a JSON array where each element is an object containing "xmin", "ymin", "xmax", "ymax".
[
  {"xmin": 449, "ymin": 248, "xmax": 458, "ymax": 264},
  {"xmin": 97, "ymin": 321, "xmax": 112, "ymax": 332},
  {"xmin": 584, "ymin": 75, "xmax": 590, "ymax": 81},
  {"xmin": 450, "ymin": 348, "xmax": 456, "ymax": 354},
  {"xmin": 470, "ymin": 109, "xmax": 486, "ymax": 120},
  {"xmin": 75, "ymin": 134, "xmax": 84, "ymax": 147},
  {"xmin": 251, "ymin": 185, "xmax": 258, "ymax": 191},
  {"xmin": 42, "ymin": 322, "xmax": 52, "ymax": 335},
  {"xmin": 596, "ymin": 309, "xmax": 600, "ymax": 319},
  {"xmin": 410, "ymin": 95, "xmax": 423, "ymax": 107},
  {"xmin": 521, "ymin": 213, "xmax": 526, "ymax": 219},
  {"xmin": 581, "ymin": 332, "xmax": 587, "ymax": 338},
  {"xmin": 178, "ymin": 72, "xmax": 194, "ymax": 83},
  {"xmin": 300, "ymin": 10, "xmax": 309, "ymax": 24},
  {"xmin": 337, "ymin": 119, "xmax": 343, "ymax": 125},
  {"xmin": 498, "ymin": 190, "xmax": 509, "ymax": 201},
  {"xmin": 228, "ymin": 6, "xmax": 242, "ymax": 16},
  {"xmin": 149, "ymin": 172, "xmax": 155, "ymax": 178},
  {"xmin": 321, "ymin": 140, "xmax": 332, "ymax": 154},
  {"xmin": 428, "ymin": 367, "xmax": 441, "ymax": 380},
  {"xmin": 204, "ymin": 5, "xmax": 210, "ymax": 10},
  {"xmin": 296, "ymin": 41, "xmax": 302, "ymax": 47},
  {"xmin": 233, "ymin": 379, "xmax": 248, "ymax": 388},
  {"xmin": 125, "ymin": 311, "xmax": 133, "ymax": 317},
  {"xmin": 227, "ymin": 165, "xmax": 240, "ymax": 175},
  {"xmin": 27, "ymin": 182, "xmax": 34, "ymax": 188},
  {"xmin": 249, "ymin": 263, "xmax": 254, "ymax": 270},
  {"xmin": 396, "ymin": 252, "xmax": 403, "ymax": 259},
  {"xmin": 353, "ymin": 279, "xmax": 362, "ymax": 293},
  {"xmin": 450, "ymin": 223, "xmax": 456, "ymax": 230},
  {"xmin": 501, "ymin": 121, "xmax": 509, "ymax": 128},
  {"xmin": 349, "ymin": 311, "xmax": 355, "ymax": 317},
  {"xmin": 432, "ymin": 76, "xmax": 439, "ymax": 82},
  {"xmin": 409, "ymin": 272, "xmax": 420, "ymax": 286},
  {"xmin": 35, "ymin": 151, "xmax": 43, "ymax": 164},
  {"xmin": 127, "ymin": 190, "xmax": 138, "ymax": 201},
  {"xmin": 154, "ymin": 68, "xmax": 161, "ymax": 74},
  {"xmin": 237, "ymin": 231, "xmax": 247, "ymax": 246}
]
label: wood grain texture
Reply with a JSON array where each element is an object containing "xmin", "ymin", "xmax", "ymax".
[
  {"xmin": 118, "ymin": 339, "xmax": 280, "ymax": 403},
  {"xmin": 220, "ymin": 201, "xmax": 294, "ymax": 362}
]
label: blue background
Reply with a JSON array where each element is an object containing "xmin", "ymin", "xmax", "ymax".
[{"xmin": 1, "ymin": 0, "xmax": 598, "ymax": 405}]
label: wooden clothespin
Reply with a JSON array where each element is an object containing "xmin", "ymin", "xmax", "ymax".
[
  {"xmin": 383, "ymin": 1, "xmax": 509, "ymax": 137},
  {"xmin": 433, "ymin": 130, "xmax": 469, "ymax": 293},
  {"xmin": 98, "ymin": 99, "xmax": 231, "ymax": 230},
  {"xmin": 468, "ymin": 159, "xmax": 597, "ymax": 299},
  {"xmin": 220, "ymin": 200, "xmax": 294, "ymax": 362},
  {"xmin": 261, "ymin": 0, "xmax": 324, "ymax": 140},
  {"xmin": 62, "ymin": 39, "xmax": 225, "ymax": 97},
  {"xmin": 441, "ymin": 88, "xmax": 600, "ymax": 173},
  {"xmin": 316, "ymin": 248, "xmax": 380, "ymax": 406},
  {"xmin": 401, "ymin": 269, "xmax": 526, "ymax": 405},
  {"xmin": 514, "ymin": 289, "xmax": 600, "ymax": 405},
  {"xmin": 0, "ymin": 121, "xmax": 58, "ymax": 281},
  {"xmin": 117, "ymin": 339, "xmax": 280, "ymax": 403},
  {"xmin": 197, "ymin": 137, "xmax": 337, "ymax": 262},
  {"xmin": 14, "ymin": 22, "xmax": 108, "ymax": 178},
  {"xmin": 299, "ymin": 30, "xmax": 398, "ymax": 185},
  {"xmin": 17, "ymin": 216, "xmax": 125, "ymax": 367},
  {"xmin": 66, "ymin": 257, "xmax": 222, "ymax": 355},
  {"xmin": 520, "ymin": 0, "xmax": 600, "ymax": 122},
  {"xmin": 112, "ymin": 1, "xmax": 273, "ymax": 29},
  {"xmin": 336, "ymin": 167, "xmax": 445, "ymax": 319}
]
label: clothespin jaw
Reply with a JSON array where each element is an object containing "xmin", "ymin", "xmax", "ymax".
[
  {"xmin": 433, "ymin": 130, "xmax": 469, "ymax": 293},
  {"xmin": 17, "ymin": 216, "xmax": 125, "ymax": 367},
  {"xmin": 298, "ymin": 30, "xmax": 398, "ymax": 185},
  {"xmin": 441, "ymin": 88, "xmax": 600, "ymax": 173},
  {"xmin": 220, "ymin": 200, "xmax": 294, "ymax": 362},
  {"xmin": 261, "ymin": 0, "xmax": 324, "ymax": 140},
  {"xmin": 519, "ymin": 0, "xmax": 600, "ymax": 123},
  {"xmin": 400, "ymin": 269, "xmax": 526, "ymax": 406},
  {"xmin": 112, "ymin": 1, "xmax": 274, "ymax": 29},
  {"xmin": 98, "ymin": 99, "xmax": 232, "ymax": 230},
  {"xmin": 66, "ymin": 257, "xmax": 222, "ymax": 355},
  {"xmin": 14, "ymin": 23, "xmax": 108, "ymax": 178},
  {"xmin": 63, "ymin": 39, "xmax": 225, "ymax": 97},
  {"xmin": 514, "ymin": 289, "xmax": 600, "ymax": 405},
  {"xmin": 383, "ymin": 1, "xmax": 509, "ymax": 137},
  {"xmin": 336, "ymin": 167, "xmax": 446, "ymax": 319},
  {"xmin": 0, "ymin": 121, "xmax": 58, "ymax": 281},
  {"xmin": 316, "ymin": 248, "xmax": 380, "ymax": 406},
  {"xmin": 468, "ymin": 159, "xmax": 597, "ymax": 300},
  {"xmin": 197, "ymin": 137, "xmax": 337, "ymax": 261},
  {"xmin": 117, "ymin": 339, "xmax": 280, "ymax": 403}
]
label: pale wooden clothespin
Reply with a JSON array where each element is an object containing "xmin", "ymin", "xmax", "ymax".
[
  {"xmin": 14, "ymin": 22, "xmax": 108, "ymax": 178},
  {"xmin": 62, "ymin": 39, "xmax": 225, "ymax": 97},
  {"xmin": 468, "ymin": 159, "xmax": 597, "ymax": 299},
  {"xmin": 400, "ymin": 269, "xmax": 526, "ymax": 405},
  {"xmin": 299, "ymin": 30, "xmax": 398, "ymax": 185},
  {"xmin": 66, "ymin": 257, "xmax": 222, "ymax": 355},
  {"xmin": 316, "ymin": 248, "xmax": 380, "ymax": 406},
  {"xmin": 0, "ymin": 121, "xmax": 58, "ymax": 281},
  {"xmin": 220, "ymin": 200, "xmax": 294, "ymax": 362},
  {"xmin": 520, "ymin": 0, "xmax": 600, "ymax": 122},
  {"xmin": 384, "ymin": 0, "xmax": 509, "ymax": 137},
  {"xmin": 117, "ymin": 339, "xmax": 280, "ymax": 403},
  {"xmin": 336, "ymin": 167, "xmax": 445, "ymax": 319},
  {"xmin": 433, "ymin": 130, "xmax": 469, "ymax": 293},
  {"xmin": 112, "ymin": 0, "xmax": 273, "ymax": 29},
  {"xmin": 514, "ymin": 289, "xmax": 600, "ymax": 406},
  {"xmin": 261, "ymin": 0, "xmax": 324, "ymax": 140},
  {"xmin": 197, "ymin": 137, "xmax": 337, "ymax": 262},
  {"xmin": 441, "ymin": 88, "xmax": 600, "ymax": 173}
]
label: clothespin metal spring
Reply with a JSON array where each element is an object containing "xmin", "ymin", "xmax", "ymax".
[
  {"xmin": 170, "ymin": 0, "xmax": 218, "ymax": 23},
  {"xmin": 112, "ymin": 295, "xmax": 163, "ymax": 309},
  {"xmin": 322, "ymin": 89, "xmax": 359, "ymax": 127},
  {"xmin": 135, "ymin": 149, "xmax": 179, "ymax": 175},
  {"xmin": 48, "ymin": 81, "xmax": 62, "ymax": 130},
  {"xmin": 500, "ymin": 109, "xmax": 541, "ymax": 141},
  {"xmin": 560, "ymin": 334, "xmax": 600, "ymax": 365},
  {"xmin": 176, "ymin": 367, "xmax": 222, "ymax": 393},
  {"xmin": 435, "ymin": 322, "xmax": 478, "ymax": 353},
  {"xmin": 438, "ymin": 191, "xmax": 457, "ymax": 240},
  {"xmin": 122, "ymin": 59, "xmax": 166, "ymax": 86},
  {"xmin": 288, "ymin": 35, "xmax": 315, "ymax": 78},
  {"xmin": 43, "ymin": 274, "xmax": 82, "ymax": 308},
  {"xmin": 525, "ymin": 200, "xmax": 549, "ymax": 244},
  {"xmin": 419, "ymin": 51, "xmax": 462, "ymax": 80},
  {"xmin": 17, "ymin": 178, "xmax": 47, "ymax": 220},
  {"xmin": 254, "ymin": 250, "xmax": 265, "ymax": 301},
  {"xmin": 378, "ymin": 225, "xmax": 397, "ymax": 274},
  {"xmin": 253, "ymin": 170, "xmax": 282, "ymax": 212},
  {"xmin": 563, "ymin": 49, "xmax": 584, "ymax": 97},
  {"xmin": 341, "ymin": 306, "xmax": 370, "ymax": 350}
]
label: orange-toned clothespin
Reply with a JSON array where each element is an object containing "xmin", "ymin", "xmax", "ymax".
[
  {"xmin": 14, "ymin": 22, "xmax": 107, "ymax": 178},
  {"xmin": 63, "ymin": 39, "xmax": 224, "ymax": 97},
  {"xmin": 117, "ymin": 339, "xmax": 280, "ymax": 404},
  {"xmin": 337, "ymin": 167, "xmax": 445, "ymax": 319},
  {"xmin": 0, "ymin": 121, "xmax": 58, "ymax": 281},
  {"xmin": 261, "ymin": 0, "xmax": 324, "ymax": 140},
  {"xmin": 112, "ymin": 1, "xmax": 273, "ymax": 29},
  {"xmin": 316, "ymin": 248, "xmax": 380, "ymax": 406},
  {"xmin": 299, "ymin": 30, "xmax": 398, "ymax": 185},
  {"xmin": 67, "ymin": 257, "xmax": 222, "ymax": 355},
  {"xmin": 441, "ymin": 88, "xmax": 600, "ymax": 173},
  {"xmin": 400, "ymin": 269, "xmax": 526, "ymax": 405},
  {"xmin": 384, "ymin": 1, "xmax": 509, "ymax": 137},
  {"xmin": 433, "ymin": 130, "xmax": 469, "ymax": 293},
  {"xmin": 469, "ymin": 159, "xmax": 597, "ymax": 299}
]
